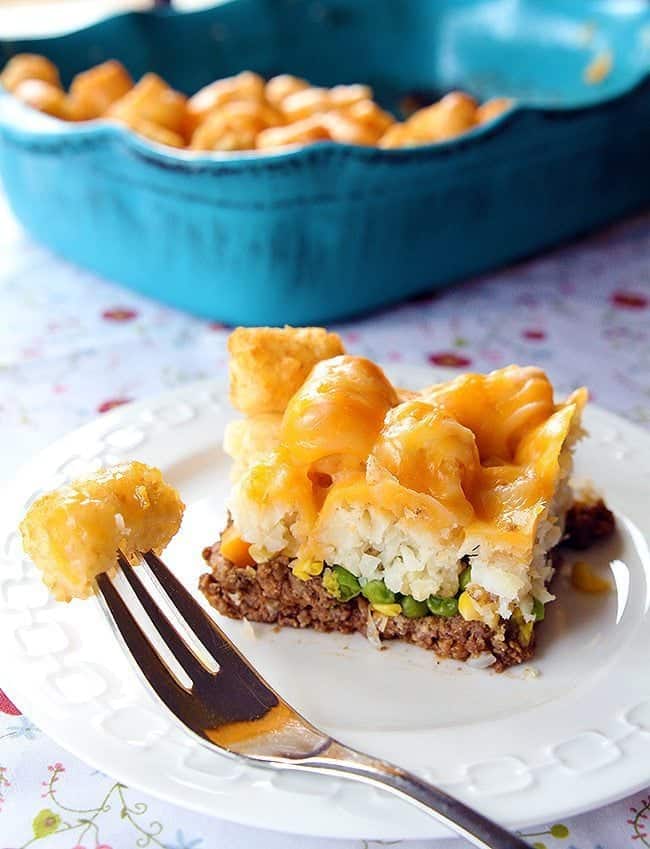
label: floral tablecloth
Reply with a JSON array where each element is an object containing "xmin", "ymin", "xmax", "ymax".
[{"xmin": 1, "ymin": 189, "xmax": 649, "ymax": 848}]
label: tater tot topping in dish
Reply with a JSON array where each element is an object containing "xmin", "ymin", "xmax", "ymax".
[{"xmin": 1, "ymin": 54, "xmax": 515, "ymax": 152}]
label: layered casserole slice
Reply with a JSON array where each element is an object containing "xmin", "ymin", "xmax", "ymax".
[{"xmin": 200, "ymin": 327, "xmax": 593, "ymax": 669}]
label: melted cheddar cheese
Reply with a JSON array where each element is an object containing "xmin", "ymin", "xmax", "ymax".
[
  {"xmin": 226, "ymin": 351, "xmax": 586, "ymax": 613},
  {"xmin": 20, "ymin": 461, "xmax": 184, "ymax": 601},
  {"xmin": 281, "ymin": 356, "xmax": 398, "ymax": 468}
]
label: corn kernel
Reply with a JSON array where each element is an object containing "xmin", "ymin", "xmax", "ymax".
[
  {"xmin": 322, "ymin": 567, "xmax": 339, "ymax": 598},
  {"xmin": 512, "ymin": 610, "xmax": 535, "ymax": 646},
  {"xmin": 458, "ymin": 590, "xmax": 482, "ymax": 621},
  {"xmin": 291, "ymin": 559, "xmax": 324, "ymax": 581},
  {"xmin": 571, "ymin": 560, "xmax": 611, "ymax": 594},
  {"xmin": 371, "ymin": 602, "xmax": 402, "ymax": 617},
  {"xmin": 520, "ymin": 621, "xmax": 534, "ymax": 646}
]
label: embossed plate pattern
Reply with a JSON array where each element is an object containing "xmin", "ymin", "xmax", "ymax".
[{"xmin": 1, "ymin": 366, "xmax": 649, "ymax": 840}]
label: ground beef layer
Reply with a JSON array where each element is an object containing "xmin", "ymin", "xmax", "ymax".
[
  {"xmin": 199, "ymin": 500, "xmax": 615, "ymax": 673},
  {"xmin": 563, "ymin": 499, "xmax": 616, "ymax": 550},
  {"xmin": 199, "ymin": 546, "xmax": 534, "ymax": 672}
]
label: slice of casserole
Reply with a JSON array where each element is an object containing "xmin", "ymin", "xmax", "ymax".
[{"xmin": 200, "ymin": 327, "xmax": 596, "ymax": 670}]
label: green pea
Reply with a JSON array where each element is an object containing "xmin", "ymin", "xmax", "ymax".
[
  {"xmin": 427, "ymin": 595, "xmax": 459, "ymax": 617},
  {"xmin": 361, "ymin": 579, "xmax": 396, "ymax": 605},
  {"xmin": 533, "ymin": 598, "xmax": 545, "ymax": 621},
  {"xmin": 329, "ymin": 565, "xmax": 361, "ymax": 601},
  {"xmin": 323, "ymin": 566, "xmax": 361, "ymax": 601},
  {"xmin": 400, "ymin": 595, "xmax": 429, "ymax": 619},
  {"xmin": 458, "ymin": 565, "xmax": 472, "ymax": 592}
]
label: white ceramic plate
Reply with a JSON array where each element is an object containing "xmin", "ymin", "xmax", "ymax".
[{"xmin": 1, "ymin": 365, "xmax": 649, "ymax": 841}]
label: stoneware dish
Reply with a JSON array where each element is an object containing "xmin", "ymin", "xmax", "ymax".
[{"xmin": 1, "ymin": 0, "xmax": 650, "ymax": 325}]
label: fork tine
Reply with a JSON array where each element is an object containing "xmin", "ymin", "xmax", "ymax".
[
  {"xmin": 98, "ymin": 566, "xmax": 279, "ymax": 737},
  {"xmin": 142, "ymin": 552, "xmax": 292, "ymax": 719},
  {"xmin": 95, "ymin": 572, "xmax": 195, "ymax": 720},
  {"xmin": 141, "ymin": 550, "xmax": 274, "ymax": 695},
  {"xmin": 117, "ymin": 552, "xmax": 214, "ymax": 682}
]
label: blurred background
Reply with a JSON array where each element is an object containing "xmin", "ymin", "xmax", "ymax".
[{"xmin": 0, "ymin": 0, "xmax": 211, "ymax": 36}]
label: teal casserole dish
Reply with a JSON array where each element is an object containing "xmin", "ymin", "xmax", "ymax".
[{"xmin": 1, "ymin": 0, "xmax": 650, "ymax": 325}]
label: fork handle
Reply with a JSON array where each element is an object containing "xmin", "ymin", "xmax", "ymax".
[{"xmin": 304, "ymin": 740, "xmax": 529, "ymax": 849}]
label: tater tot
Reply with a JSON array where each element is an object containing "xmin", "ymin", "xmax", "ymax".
[
  {"xmin": 256, "ymin": 114, "xmax": 332, "ymax": 149},
  {"xmin": 328, "ymin": 83, "xmax": 373, "ymax": 108},
  {"xmin": 322, "ymin": 111, "xmax": 380, "ymax": 146},
  {"xmin": 107, "ymin": 73, "xmax": 187, "ymax": 137},
  {"xmin": 407, "ymin": 91, "xmax": 478, "ymax": 141},
  {"xmin": 280, "ymin": 87, "xmax": 330, "ymax": 122},
  {"xmin": 0, "ymin": 53, "xmax": 60, "ymax": 92},
  {"xmin": 476, "ymin": 96, "xmax": 514, "ymax": 125},
  {"xmin": 185, "ymin": 71, "xmax": 265, "ymax": 135},
  {"xmin": 190, "ymin": 111, "xmax": 260, "ymax": 151},
  {"xmin": 339, "ymin": 99, "xmax": 394, "ymax": 137},
  {"xmin": 13, "ymin": 79, "xmax": 71, "ymax": 120},
  {"xmin": 378, "ymin": 122, "xmax": 413, "ymax": 149},
  {"xmin": 228, "ymin": 326, "xmax": 345, "ymax": 415},
  {"xmin": 130, "ymin": 118, "xmax": 185, "ymax": 148},
  {"xmin": 216, "ymin": 99, "xmax": 284, "ymax": 129},
  {"xmin": 190, "ymin": 98, "xmax": 283, "ymax": 150},
  {"xmin": 69, "ymin": 60, "xmax": 133, "ymax": 120},
  {"xmin": 265, "ymin": 74, "xmax": 310, "ymax": 107}
]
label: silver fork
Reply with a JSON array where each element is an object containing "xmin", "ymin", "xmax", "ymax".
[{"xmin": 95, "ymin": 551, "xmax": 530, "ymax": 849}]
